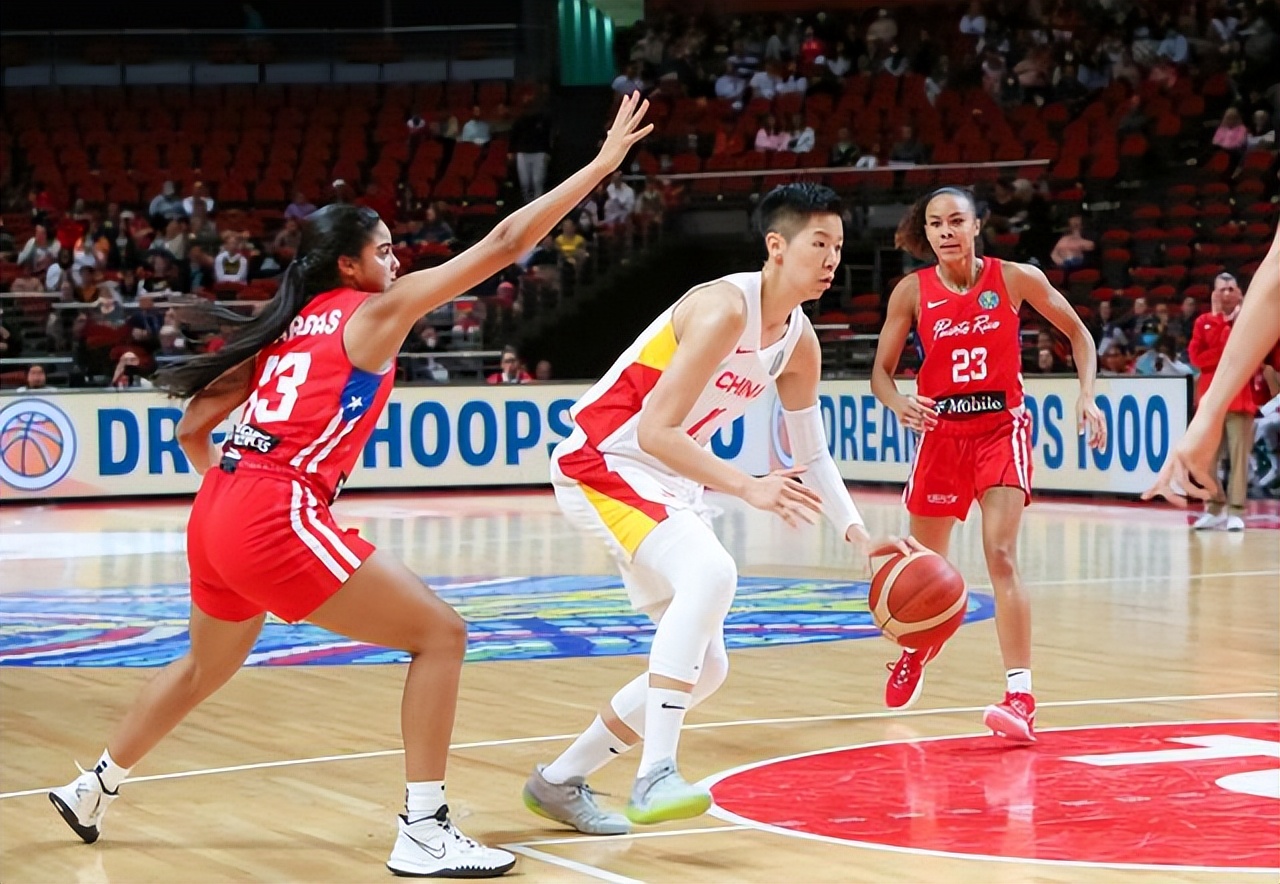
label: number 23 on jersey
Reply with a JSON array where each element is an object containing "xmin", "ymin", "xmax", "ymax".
[
  {"xmin": 951, "ymin": 347, "xmax": 988, "ymax": 383},
  {"xmin": 246, "ymin": 353, "xmax": 312, "ymax": 424}
]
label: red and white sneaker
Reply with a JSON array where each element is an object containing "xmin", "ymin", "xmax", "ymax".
[
  {"xmin": 983, "ymin": 692, "xmax": 1037, "ymax": 742},
  {"xmin": 884, "ymin": 646, "xmax": 937, "ymax": 710}
]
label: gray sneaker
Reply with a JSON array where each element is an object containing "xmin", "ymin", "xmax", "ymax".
[
  {"xmin": 624, "ymin": 758, "xmax": 712, "ymax": 826},
  {"xmin": 522, "ymin": 765, "xmax": 631, "ymax": 835}
]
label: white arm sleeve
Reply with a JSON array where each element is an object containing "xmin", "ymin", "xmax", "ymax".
[{"xmin": 783, "ymin": 405, "xmax": 864, "ymax": 537}]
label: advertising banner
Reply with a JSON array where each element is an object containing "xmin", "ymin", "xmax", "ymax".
[{"xmin": 0, "ymin": 377, "xmax": 1188, "ymax": 501}]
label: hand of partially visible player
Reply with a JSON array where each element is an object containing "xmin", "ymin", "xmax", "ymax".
[
  {"xmin": 845, "ymin": 525, "xmax": 927, "ymax": 557},
  {"xmin": 1076, "ymin": 395, "xmax": 1106, "ymax": 450},
  {"xmin": 743, "ymin": 467, "xmax": 823, "ymax": 527},
  {"xmin": 894, "ymin": 393, "xmax": 939, "ymax": 433},
  {"xmin": 594, "ymin": 92, "xmax": 654, "ymax": 172},
  {"xmin": 1141, "ymin": 413, "xmax": 1223, "ymax": 507}
]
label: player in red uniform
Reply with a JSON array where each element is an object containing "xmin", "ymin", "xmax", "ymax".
[
  {"xmin": 47, "ymin": 95, "xmax": 652, "ymax": 878},
  {"xmin": 871, "ymin": 187, "xmax": 1106, "ymax": 741}
]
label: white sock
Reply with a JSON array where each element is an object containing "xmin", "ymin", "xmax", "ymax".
[
  {"xmin": 405, "ymin": 781, "xmax": 446, "ymax": 822},
  {"xmin": 542, "ymin": 715, "xmax": 634, "ymax": 784},
  {"xmin": 94, "ymin": 749, "xmax": 130, "ymax": 793},
  {"xmin": 1007, "ymin": 669, "xmax": 1032, "ymax": 695},
  {"xmin": 637, "ymin": 687, "xmax": 691, "ymax": 777}
]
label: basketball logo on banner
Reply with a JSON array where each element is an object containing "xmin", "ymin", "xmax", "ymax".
[{"xmin": 0, "ymin": 398, "xmax": 78, "ymax": 492}]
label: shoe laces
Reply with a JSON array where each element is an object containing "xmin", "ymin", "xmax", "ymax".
[{"xmin": 888, "ymin": 654, "xmax": 918, "ymax": 688}]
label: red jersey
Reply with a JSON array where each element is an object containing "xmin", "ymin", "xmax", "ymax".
[
  {"xmin": 915, "ymin": 256, "xmax": 1024, "ymax": 419},
  {"xmin": 222, "ymin": 287, "xmax": 394, "ymax": 502}
]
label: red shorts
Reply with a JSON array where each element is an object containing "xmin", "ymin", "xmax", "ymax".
[
  {"xmin": 187, "ymin": 463, "xmax": 376, "ymax": 622},
  {"xmin": 904, "ymin": 410, "xmax": 1033, "ymax": 521}
]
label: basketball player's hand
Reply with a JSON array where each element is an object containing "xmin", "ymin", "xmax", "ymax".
[
  {"xmin": 745, "ymin": 467, "xmax": 823, "ymax": 527},
  {"xmin": 1077, "ymin": 395, "xmax": 1106, "ymax": 450},
  {"xmin": 1141, "ymin": 415, "xmax": 1222, "ymax": 507},
  {"xmin": 894, "ymin": 394, "xmax": 938, "ymax": 433},
  {"xmin": 596, "ymin": 93, "xmax": 654, "ymax": 171}
]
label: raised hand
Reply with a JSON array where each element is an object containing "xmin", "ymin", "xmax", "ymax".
[{"xmin": 595, "ymin": 93, "xmax": 654, "ymax": 172}]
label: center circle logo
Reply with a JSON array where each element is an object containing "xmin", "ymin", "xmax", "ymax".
[
  {"xmin": 0, "ymin": 575, "xmax": 995, "ymax": 667},
  {"xmin": 0, "ymin": 398, "xmax": 77, "ymax": 492}
]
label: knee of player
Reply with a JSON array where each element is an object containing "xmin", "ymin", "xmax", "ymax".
[
  {"xmin": 983, "ymin": 543, "xmax": 1019, "ymax": 581},
  {"xmin": 699, "ymin": 642, "xmax": 731, "ymax": 692},
  {"xmin": 413, "ymin": 606, "xmax": 467, "ymax": 658},
  {"xmin": 694, "ymin": 547, "xmax": 738, "ymax": 608}
]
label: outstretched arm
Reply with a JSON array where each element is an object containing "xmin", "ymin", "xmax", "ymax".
[
  {"xmin": 1145, "ymin": 224, "xmax": 1280, "ymax": 505},
  {"xmin": 345, "ymin": 95, "xmax": 653, "ymax": 371},
  {"xmin": 1008, "ymin": 261, "xmax": 1106, "ymax": 450}
]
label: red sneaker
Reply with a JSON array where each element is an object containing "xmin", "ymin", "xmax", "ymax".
[
  {"xmin": 884, "ymin": 646, "xmax": 937, "ymax": 710},
  {"xmin": 983, "ymin": 692, "xmax": 1037, "ymax": 742}
]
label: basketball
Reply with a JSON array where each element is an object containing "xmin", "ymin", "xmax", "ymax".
[{"xmin": 869, "ymin": 550, "xmax": 968, "ymax": 650}]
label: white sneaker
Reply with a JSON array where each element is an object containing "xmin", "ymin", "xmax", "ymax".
[
  {"xmin": 1192, "ymin": 512, "xmax": 1226, "ymax": 530},
  {"xmin": 49, "ymin": 765, "xmax": 118, "ymax": 844},
  {"xmin": 387, "ymin": 806, "xmax": 516, "ymax": 878},
  {"xmin": 1225, "ymin": 515, "xmax": 1246, "ymax": 532}
]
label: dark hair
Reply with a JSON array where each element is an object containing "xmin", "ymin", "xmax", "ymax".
[
  {"xmin": 154, "ymin": 203, "xmax": 381, "ymax": 399},
  {"xmin": 895, "ymin": 186, "xmax": 978, "ymax": 261},
  {"xmin": 754, "ymin": 182, "xmax": 843, "ymax": 241}
]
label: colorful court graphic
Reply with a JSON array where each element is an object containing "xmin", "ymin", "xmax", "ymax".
[{"xmin": 0, "ymin": 574, "xmax": 996, "ymax": 667}]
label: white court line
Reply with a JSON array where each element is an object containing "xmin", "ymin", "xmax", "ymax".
[
  {"xmin": 506, "ymin": 824, "xmax": 750, "ymax": 848},
  {"xmin": 1, "ymin": 691, "xmax": 1273, "ymax": 801},
  {"xmin": 504, "ymin": 844, "xmax": 644, "ymax": 884}
]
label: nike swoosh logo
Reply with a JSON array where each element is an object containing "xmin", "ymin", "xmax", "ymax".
[
  {"xmin": 660, "ymin": 702, "xmax": 687, "ymax": 710},
  {"xmin": 734, "ymin": 348, "xmax": 754, "ymax": 354},
  {"xmin": 405, "ymin": 832, "xmax": 448, "ymax": 860},
  {"xmin": 926, "ymin": 300, "xmax": 948, "ymax": 309}
]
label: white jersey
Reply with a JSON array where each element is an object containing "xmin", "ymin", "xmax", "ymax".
[{"xmin": 555, "ymin": 271, "xmax": 805, "ymax": 483}]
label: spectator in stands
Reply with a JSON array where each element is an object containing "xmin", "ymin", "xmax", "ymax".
[
  {"xmin": 271, "ymin": 218, "xmax": 301, "ymax": 262},
  {"xmin": 17, "ymin": 223, "xmax": 58, "ymax": 277},
  {"xmin": 755, "ymin": 114, "xmax": 790, "ymax": 152},
  {"xmin": 960, "ymin": 1, "xmax": 986, "ymax": 37},
  {"xmin": 489, "ymin": 102, "xmax": 513, "ymax": 137},
  {"xmin": 605, "ymin": 171, "xmax": 637, "ymax": 225},
  {"xmin": 1212, "ymin": 107, "xmax": 1250, "ymax": 154},
  {"xmin": 889, "ymin": 124, "xmax": 929, "ymax": 164},
  {"xmin": 612, "ymin": 63, "xmax": 647, "ymax": 98},
  {"xmin": 830, "ymin": 127, "xmax": 860, "ymax": 166},
  {"xmin": 1158, "ymin": 23, "xmax": 1190, "ymax": 64},
  {"xmin": 555, "ymin": 218, "xmax": 589, "ymax": 271},
  {"xmin": 749, "ymin": 62, "xmax": 781, "ymax": 101},
  {"xmin": 45, "ymin": 248, "xmax": 74, "ymax": 292},
  {"xmin": 285, "ymin": 191, "xmax": 317, "ymax": 222},
  {"xmin": 1135, "ymin": 336, "xmax": 1194, "ymax": 377},
  {"xmin": 715, "ymin": 60, "xmax": 747, "ymax": 108},
  {"xmin": 576, "ymin": 184, "xmax": 608, "ymax": 237},
  {"xmin": 712, "ymin": 119, "xmax": 745, "ymax": 156},
  {"xmin": 1169, "ymin": 295, "xmax": 1200, "ymax": 342},
  {"xmin": 148, "ymin": 182, "xmax": 184, "ymax": 227},
  {"xmin": 825, "ymin": 40, "xmax": 855, "ymax": 79},
  {"xmin": 17, "ymin": 364, "xmax": 48, "ymax": 392},
  {"xmin": 1034, "ymin": 348, "xmax": 1056, "ymax": 374},
  {"xmin": 184, "ymin": 245, "xmax": 213, "ymax": 291},
  {"xmin": 1247, "ymin": 110, "xmax": 1275, "ymax": 149},
  {"xmin": 867, "ymin": 8, "xmax": 899, "ymax": 53},
  {"xmin": 141, "ymin": 250, "xmax": 181, "ymax": 295},
  {"xmin": 488, "ymin": 346, "xmax": 533, "ymax": 385},
  {"xmin": 1050, "ymin": 215, "xmax": 1096, "ymax": 270},
  {"xmin": 213, "ymin": 235, "xmax": 249, "ymax": 285},
  {"xmin": 125, "ymin": 293, "xmax": 163, "ymax": 353},
  {"xmin": 330, "ymin": 179, "xmax": 355, "ymax": 205},
  {"xmin": 109, "ymin": 351, "xmax": 152, "ymax": 390},
  {"xmin": 417, "ymin": 203, "xmax": 456, "ymax": 246},
  {"xmin": 74, "ymin": 266, "xmax": 111, "ymax": 305},
  {"xmin": 459, "ymin": 105, "xmax": 492, "ymax": 146},
  {"xmin": 1189, "ymin": 272, "xmax": 1255, "ymax": 530},
  {"xmin": 788, "ymin": 114, "xmax": 816, "ymax": 153},
  {"xmin": 91, "ymin": 289, "xmax": 125, "ymax": 327},
  {"xmin": 182, "ymin": 182, "xmax": 215, "ymax": 218},
  {"xmin": 511, "ymin": 98, "xmax": 554, "ymax": 203},
  {"xmin": 776, "ymin": 61, "xmax": 808, "ymax": 95},
  {"xmin": 157, "ymin": 324, "xmax": 186, "ymax": 358},
  {"xmin": 534, "ymin": 359, "xmax": 553, "ymax": 382},
  {"xmin": 1099, "ymin": 342, "xmax": 1132, "ymax": 376},
  {"xmin": 358, "ymin": 182, "xmax": 398, "ymax": 224},
  {"xmin": 633, "ymin": 177, "xmax": 666, "ymax": 242},
  {"xmin": 159, "ymin": 217, "xmax": 190, "ymax": 261}
]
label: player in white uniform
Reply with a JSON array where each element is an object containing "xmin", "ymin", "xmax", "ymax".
[{"xmin": 522, "ymin": 183, "xmax": 917, "ymax": 833}]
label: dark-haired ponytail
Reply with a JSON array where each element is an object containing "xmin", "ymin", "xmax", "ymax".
[
  {"xmin": 894, "ymin": 186, "xmax": 977, "ymax": 262},
  {"xmin": 153, "ymin": 203, "xmax": 381, "ymax": 399}
]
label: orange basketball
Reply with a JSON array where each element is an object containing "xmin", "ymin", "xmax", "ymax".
[{"xmin": 869, "ymin": 550, "xmax": 968, "ymax": 650}]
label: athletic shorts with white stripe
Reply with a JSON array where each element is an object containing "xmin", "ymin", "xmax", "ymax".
[
  {"xmin": 903, "ymin": 409, "xmax": 1033, "ymax": 521},
  {"xmin": 187, "ymin": 463, "xmax": 375, "ymax": 622}
]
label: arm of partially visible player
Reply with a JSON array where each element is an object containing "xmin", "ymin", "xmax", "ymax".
[
  {"xmin": 870, "ymin": 274, "xmax": 937, "ymax": 432},
  {"xmin": 344, "ymin": 94, "xmax": 653, "ymax": 371},
  {"xmin": 776, "ymin": 319, "xmax": 916, "ymax": 557},
  {"xmin": 176, "ymin": 358, "xmax": 255, "ymax": 475},
  {"xmin": 635, "ymin": 285, "xmax": 823, "ymax": 527},
  {"xmin": 1009, "ymin": 261, "xmax": 1106, "ymax": 450},
  {"xmin": 1144, "ymin": 224, "xmax": 1280, "ymax": 505}
]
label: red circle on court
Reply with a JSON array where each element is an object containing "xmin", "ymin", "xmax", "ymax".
[{"xmin": 708, "ymin": 721, "xmax": 1279, "ymax": 871}]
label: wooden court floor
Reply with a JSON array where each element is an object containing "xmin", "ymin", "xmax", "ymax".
[{"xmin": 0, "ymin": 488, "xmax": 1276, "ymax": 883}]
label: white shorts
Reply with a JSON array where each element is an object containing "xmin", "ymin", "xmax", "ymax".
[{"xmin": 551, "ymin": 441, "xmax": 717, "ymax": 609}]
